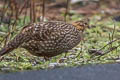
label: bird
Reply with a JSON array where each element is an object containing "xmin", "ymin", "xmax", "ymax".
[{"xmin": 0, "ymin": 20, "xmax": 89, "ymax": 60}]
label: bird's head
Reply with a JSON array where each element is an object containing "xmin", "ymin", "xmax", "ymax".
[{"xmin": 72, "ymin": 18, "xmax": 89, "ymax": 32}]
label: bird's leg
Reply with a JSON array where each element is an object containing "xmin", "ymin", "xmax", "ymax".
[
  {"xmin": 44, "ymin": 56, "xmax": 50, "ymax": 61},
  {"xmin": 57, "ymin": 51, "xmax": 68, "ymax": 63},
  {"xmin": 0, "ymin": 56, "xmax": 4, "ymax": 61},
  {"xmin": 64, "ymin": 51, "xmax": 68, "ymax": 58}
]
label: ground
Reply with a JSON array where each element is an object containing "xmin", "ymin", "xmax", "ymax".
[{"xmin": 0, "ymin": 0, "xmax": 120, "ymax": 72}]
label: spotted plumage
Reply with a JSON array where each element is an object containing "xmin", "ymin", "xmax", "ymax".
[{"xmin": 0, "ymin": 20, "xmax": 89, "ymax": 59}]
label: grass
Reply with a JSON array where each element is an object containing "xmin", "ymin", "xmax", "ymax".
[{"xmin": 0, "ymin": 13, "xmax": 120, "ymax": 72}]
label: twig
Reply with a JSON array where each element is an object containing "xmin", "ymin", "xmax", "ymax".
[
  {"xmin": 89, "ymin": 21, "xmax": 118, "ymax": 56},
  {"xmin": 23, "ymin": 4, "xmax": 28, "ymax": 24},
  {"xmin": 32, "ymin": 0, "xmax": 36, "ymax": 22},
  {"xmin": 30, "ymin": 0, "xmax": 36, "ymax": 23},
  {"xmin": 110, "ymin": 20, "xmax": 116, "ymax": 53},
  {"xmin": 64, "ymin": 0, "xmax": 71, "ymax": 22},
  {"xmin": 89, "ymin": 44, "xmax": 120, "ymax": 57},
  {"xmin": 0, "ymin": 0, "xmax": 7, "ymax": 25},
  {"xmin": 19, "ymin": 0, "xmax": 28, "ymax": 16},
  {"xmin": 42, "ymin": 0, "xmax": 45, "ymax": 21},
  {"xmin": 103, "ymin": 44, "xmax": 120, "ymax": 55},
  {"xmin": 30, "ymin": 0, "xmax": 32, "ymax": 23},
  {"xmin": 88, "ymin": 38, "xmax": 120, "ymax": 56},
  {"xmin": 3, "ymin": 0, "xmax": 14, "ymax": 46},
  {"xmin": 111, "ymin": 20, "xmax": 116, "ymax": 41},
  {"xmin": 98, "ymin": 38, "xmax": 120, "ymax": 51}
]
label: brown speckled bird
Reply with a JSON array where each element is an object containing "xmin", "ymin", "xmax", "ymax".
[{"xmin": 0, "ymin": 20, "xmax": 89, "ymax": 59}]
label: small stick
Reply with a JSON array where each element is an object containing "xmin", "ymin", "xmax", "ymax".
[
  {"xmin": 64, "ymin": 0, "xmax": 71, "ymax": 22},
  {"xmin": 19, "ymin": 0, "xmax": 28, "ymax": 16},
  {"xmin": 23, "ymin": 5, "xmax": 28, "ymax": 24},
  {"xmin": 30, "ymin": 0, "xmax": 33, "ymax": 23},
  {"xmin": 42, "ymin": 0, "xmax": 45, "ymax": 21}
]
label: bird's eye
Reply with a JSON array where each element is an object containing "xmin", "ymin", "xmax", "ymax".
[{"xmin": 84, "ymin": 23, "xmax": 88, "ymax": 25}]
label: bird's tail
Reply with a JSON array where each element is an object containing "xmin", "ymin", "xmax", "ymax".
[
  {"xmin": 0, "ymin": 33, "xmax": 29, "ymax": 56},
  {"xmin": 0, "ymin": 47, "xmax": 12, "ymax": 56}
]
